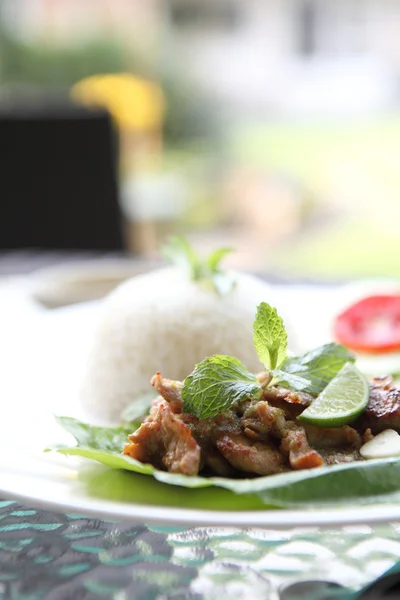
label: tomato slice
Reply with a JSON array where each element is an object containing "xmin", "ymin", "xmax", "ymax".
[{"xmin": 334, "ymin": 295, "xmax": 400, "ymax": 353}]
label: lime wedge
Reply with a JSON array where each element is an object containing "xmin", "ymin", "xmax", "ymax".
[{"xmin": 298, "ymin": 362, "xmax": 369, "ymax": 428}]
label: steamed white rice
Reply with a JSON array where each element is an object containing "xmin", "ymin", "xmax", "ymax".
[{"xmin": 80, "ymin": 266, "xmax": 275, "ymax": 424}]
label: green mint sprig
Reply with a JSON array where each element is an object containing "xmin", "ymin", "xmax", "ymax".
[
  {"xmin": 182, "ymin": 302, "xmax": 355, "ymax": 419},
  {"xmin": 273, "ymin": 343, "xmax": 355, "ymax": 395},
  {"xmin": 253, "ymin": 302, "xmax": 287, "ymax": 370},
  {"xmin": 182, "ymin": 356, "xmax": 262, "ymax": 420},
  {"xmin": 162, "ymin": 236, "xmax": 235, "ymax": 295}
]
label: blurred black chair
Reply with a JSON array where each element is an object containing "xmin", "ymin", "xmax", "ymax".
[{"xmin": 0, "ymin": 99, "xmax": 124, "ymax": 251}]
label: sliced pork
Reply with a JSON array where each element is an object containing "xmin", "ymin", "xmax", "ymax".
[
  {"xmin": 216, "ymin": 434, "xmax": 286, "ymax": 476},
  {"xmin": 355, "ymin": 378, "xmax": 400, "ymax": 434},
  {"xmin": 123, "ymin": 399, "xmax": 201, "ymax": 476},
  {"xmin": 124, "ymin": 372, "xmax": 400, "ymax": 477}
]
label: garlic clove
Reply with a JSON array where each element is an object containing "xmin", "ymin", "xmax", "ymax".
[{"xmin": 360, "ymin": 429, "xmax": 400, "ymax": 459}]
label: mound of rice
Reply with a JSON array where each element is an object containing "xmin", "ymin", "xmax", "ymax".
[{"xmin": 80, "ymin": 266, "xmax": 275, "ymax": 424}]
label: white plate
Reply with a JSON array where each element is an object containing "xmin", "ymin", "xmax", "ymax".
[{"xmin": 1, "ymin": 283, "xmax": 400, "ymax": 528}]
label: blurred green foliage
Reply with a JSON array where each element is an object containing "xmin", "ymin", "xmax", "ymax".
[
  {"xmin": 0, "ymin": 25, "xmax": 217, "ymax": 146},
  {"xmin": 230, "ymin": 117, "xmax": 400, "ymax": 279},
  {"xmin": 0, "ymin": 29, "xmax": 129, "ymax": 88}
]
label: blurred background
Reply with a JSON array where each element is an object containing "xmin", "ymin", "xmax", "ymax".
[{"xmin": 1, "ymin": 0, "xmax": 400, "ymax": 281}]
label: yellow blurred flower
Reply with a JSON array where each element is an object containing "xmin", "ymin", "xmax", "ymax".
[{"xmin": 71, "ymin": 73, "xmax": 165, "ymax": 133}]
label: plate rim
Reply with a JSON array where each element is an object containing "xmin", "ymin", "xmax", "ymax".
[{"xmin": 2, "ymin": 478, "xmax": 400, "ymax": 528}]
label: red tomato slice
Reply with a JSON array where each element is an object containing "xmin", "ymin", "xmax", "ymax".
[{"xmin": 334, "ymin": 295, "xmax": 400, "ymax": 353}]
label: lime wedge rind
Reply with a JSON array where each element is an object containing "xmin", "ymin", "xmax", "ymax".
[{"xmin": 298, "ymin": 362, "xmax": 369, "ymax": 428}]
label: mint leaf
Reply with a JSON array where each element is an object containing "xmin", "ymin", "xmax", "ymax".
[
  {"xmin": 270, "ymin": 370, "xmax": 312, "ymax": 393},
  {"xmin": 273, "ymin": 343, "xmax": 356, "ymax": 395},
  {"xmin": 206, "ymin": 247, "xmax": 233, "ymax": 272},
  {"xmin": 206, "ymin": 247, "xmax": 235, "ymax": 295},
  {"xmin": 253, "ymin": 302, "xmax": 287, "ymax": 370},
  {"xmin": 162, "ymin": 237, "xmax": 235, "ymax": 295},
  {"xmin": 182, "ymin": 355, "xmax": 262, "ymax": 419},
  {"xmin": 162, "ymin": 236, "xmax": 202, "ymax": 280}
]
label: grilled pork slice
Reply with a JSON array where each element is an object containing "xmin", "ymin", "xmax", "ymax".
[
  {"xmin": 125, "ymin": 373, "xmax": 385, "ymax": 477},
  {"xmin": 355, "ymin": 377, "xmax": 400, "ymax": 434},
  {"xmin": 123, "ymin": 399, "xmax": 201, "ymax": 476},
  {"xmin": 262, "ymin": 385, "xmax": 313, "ymax": 406},
  {"xmin": 216, "ymin": 434, "xmax": 286, "ymax": 476},
  {"xmin": 280, "ymin": 427, "xmax": 324, "ymax": 469},
  {"xmin": 302, "ymin": 423, "xmax": 362, "ymax": 449},
  {"xmin": 151, "ymin": 372, "xmax": 183, "ymax": 413},
  {"xmin": 252, "ymin": 401, "xmax": 323, "ymax": 468},
  {"xmin": 261, "ymin": 386, "xmax": 313, "ymax": 421},
  {"xmin": 203, "ymin": 448, "xmax": 237, "ymax": 477},
  {"xmin": 318, "ymin": 448, "xmax": 363, "ymax": 465}
]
